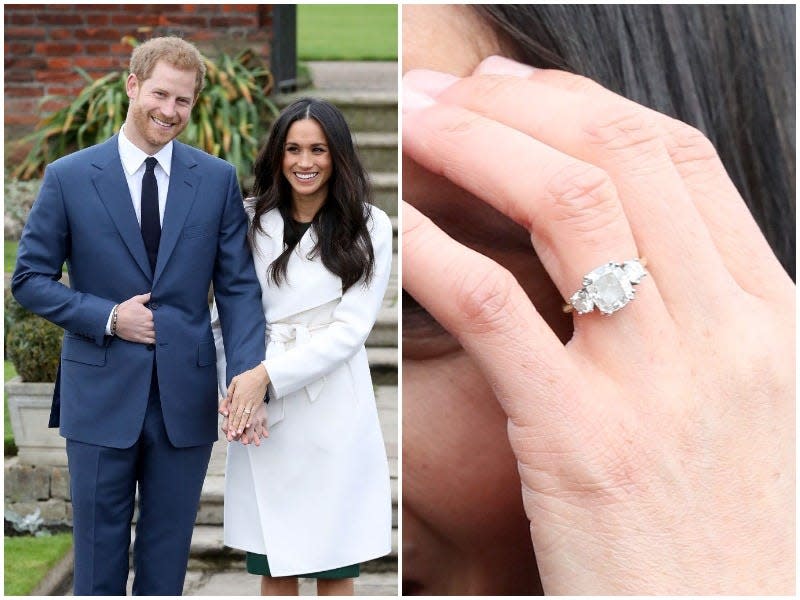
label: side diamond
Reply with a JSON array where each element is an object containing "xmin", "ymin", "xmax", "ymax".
[
  {"xmin": 570, "ymin": 290, "xmax": 594, "ymax": 314},
  {"xmin": 622, "ymin": 259, "xmax": 647, "ymax": 284}
]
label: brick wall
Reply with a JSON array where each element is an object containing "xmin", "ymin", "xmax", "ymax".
[{"xmin": 4, "ymin": 4, "xmax": 274, "ymax": 158}]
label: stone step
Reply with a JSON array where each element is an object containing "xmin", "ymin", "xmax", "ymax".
[
  {"xmin": 371, "ymin": 172, "xmax": 397, "ymax": 217},
  {"xmin": 355, "ymin": 132, "xmax": 397, "ymax": 174},
  {"xmin": 274, "ymin": 90, "xmax": 397, "ymax": 133}
]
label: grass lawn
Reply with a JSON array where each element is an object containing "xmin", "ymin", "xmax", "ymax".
[
  {"xmin": 5, "ymin": 240, "xmax": 18, "ymax": 273},
  {"xmin": 5, "ymin": 361, "xmax": 18, "ymax": 455},
  {"xmin": 4, "ymin": 532, "xmax": 72, "ymax": 596},
  {"xmin": 298, "ymin": 4, "xmax": 397, "ymax": 61}
]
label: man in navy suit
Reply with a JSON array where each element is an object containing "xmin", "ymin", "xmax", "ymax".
[{"xmin": 12, "ymin": 37, "xmax": 268, "ymax": 595}]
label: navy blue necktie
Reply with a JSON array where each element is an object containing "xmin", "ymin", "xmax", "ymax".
[{"xmin": 141, "ymin": 157, "xmax": 160, "ymax": 272}]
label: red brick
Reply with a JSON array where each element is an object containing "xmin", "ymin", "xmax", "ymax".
[
  {"xmin": 222, "ymin": 4, "xmax": 256, "ymax": 13},
  {"xmin": 5, "ymin": 85, "xmax": 44, "ymax": 97},
  {"xmin": 36, "ymin": 13, "xmax": 84, "ymax": 25},
  {"xmin": 35, "ymin": 70, "xmax": 82, "ymax": 84},
  {"xmin": 41, "ymin": 97, "xmax": 71, "ymax": 111},
  {"xmin": 86, "ymin": 14, "xmax": 110, "ymax": 26},
  {"xmin": 160, "ymin": 14, "xmax": 207, "ymax": 27},
  {"xmin": 34, "ymin": 42, "xmax": 82, "ymax": 54},
  {"xmin": 74, "ymin": 56, "xmax": 116, "ymax": 69},
  {"xmin": 48, "ymin": 28, "xmax": 75, "ymax": 41},
  {"xmin": 5, "ymin": 26, "xmax": 47, "ymax": 39},
  {"xmin": 5, "ymin": 41, "xmax": 34, "ymax": 54},
  {"xmin": 85, "ymin": 42, "xmax": 111, "ymax": 54},
  {"xmin": 74, "ymin": 28, "xmax": 124, "ymax": 41},
  {"xmin": 46, "ymin": 57, "xmax": 73, "ymax": 70},
  {"xmin": 6, "ymin": 13, "xmax": 35, "ymax": 25},
  {"xmin": 4, "ymin": 70, "xmax": 36, "ymax": 83},
  {"xmin": 5, "ymin": 113, "xmax": 40, "ymax": 126},
  {"xmin": 110, "ymin": 14, "xmax": 160, "ymax": 26},
  {"xmin": 45, "ymin": 85, "xmax": 80, "ymax": 96},
  {"xmin": 209, "ymin": 16, "xmax": 255, "ymax": 28},
  {"xmin": 6, "ymin": 56, "xmax": 47, "ymax": 70},
  {"xmin": 111, "ymin": 43, "xmax": 135, "ymax": 55}
]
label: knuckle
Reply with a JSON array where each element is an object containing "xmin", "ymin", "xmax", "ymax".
[
  {"xmin": 664, "ymin": 121, "xmax": 721, "ymax": 174},
  {"xmin": 543, "ymin": 162, "xmax": 624, "ymax": 236},
  {"xmin": 453, "ymin": 260, "xmax": 520, "ymax": 333},
  {"xmin": 582, "ymin": 103, "xmax": 663, "ymax": 156}
]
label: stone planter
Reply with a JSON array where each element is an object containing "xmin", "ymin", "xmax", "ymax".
[{"xmin": 5, "ymin": 376, "xmax": 65, "ymax": 466}]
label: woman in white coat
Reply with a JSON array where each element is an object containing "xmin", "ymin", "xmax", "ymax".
[{"xmin": 212, "ymin": 98, "xmax": 393, "ymax": 595}]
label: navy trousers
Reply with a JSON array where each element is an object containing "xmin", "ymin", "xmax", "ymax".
[{"xmin": 66, "ymin": 372, "xmax": 213, "ymax": 595}]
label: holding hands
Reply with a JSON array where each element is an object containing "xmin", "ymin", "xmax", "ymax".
[
  {"xmin": 403, "ymin": 56, "xmax": 794, "ymax": 593},
  {"xmin": 219, "ymin": 365, "xmax": 270, "ymax": 443}
]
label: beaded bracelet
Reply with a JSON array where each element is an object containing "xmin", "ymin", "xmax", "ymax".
[{"xmin": 110, "ymin": 304, "xmax": 120, "ymax": 336}]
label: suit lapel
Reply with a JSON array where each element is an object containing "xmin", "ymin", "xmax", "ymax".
[
  {"xmin": 153, "ymin": 142, "xmax": 200, "ymax": 285},
  {"xmin": 92, "ymin": 137, "xmax": 152, "ymax": 279}
]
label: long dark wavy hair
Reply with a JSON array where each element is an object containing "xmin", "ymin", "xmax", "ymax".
[
  {"xmin": 250, "ymin": 98, "xmax": 375, "ymax": 291},
  {"xmin": 473, "ymin": 4, "xmax": 796, "ymax": 279}
]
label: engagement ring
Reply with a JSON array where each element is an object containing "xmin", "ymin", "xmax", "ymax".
[{"xmin": 564, "ymin": 258, "xmax": 647, "ymax": 315}]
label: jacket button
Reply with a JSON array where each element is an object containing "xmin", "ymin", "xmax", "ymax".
[
  {"xmin": 149, "ymin": 302, "xmax": 159, "ymax": 310},
  {"xmin": 146, "ymin": 344, "xmax": 155, "ymax": 351}
]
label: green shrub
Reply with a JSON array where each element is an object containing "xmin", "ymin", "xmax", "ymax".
[
  {"xmin": 13, "ymin": 40, "xmax": 278, "ymax": 184},
  {"xmin": 4, "ymin": 288, "xmax": 33, "ymax": 356},
  {"xmin": 4, "ymin": 174, "xmax": 42, "ymax": 240},
  {"xmin": 6, "ymin": 317, "xmax": 62, "ymax": 382}
]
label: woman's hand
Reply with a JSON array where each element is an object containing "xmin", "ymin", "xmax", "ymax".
[
  {"xmin": 225, "ymin": 365, "xmax": 270, "ymax": 440},
  {"xmin": 402, "ymin": 56, "xmax": 794, "ymax": 594},
  {"xmin": 239, "ymin": 403, "xmax": 269, "ymax": 446}
]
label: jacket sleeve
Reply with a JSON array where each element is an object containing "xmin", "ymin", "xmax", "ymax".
[
  {"xmin": 264, "ymin": 208, "xmax": 393, "ymax": 400},
  {"xmin": 11, "ymin": 163, "xmax": 115, "ymax": 346},
  {"xmin": 211, "ymin": 174, "xmax": 266, "ymax": 388}
]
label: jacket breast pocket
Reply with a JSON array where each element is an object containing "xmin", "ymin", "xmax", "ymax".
[
  {"xmin": 62, "ymin": 334, "xmax": 107, "ymax": 366},
  {"xmin": 183, "ymin": 221, "xmax": 215, "ymax": 240}
]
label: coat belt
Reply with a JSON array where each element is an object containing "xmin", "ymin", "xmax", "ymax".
[{"xmin": 267, "ymin": 322, "xmax": 329, "ymax": 402}]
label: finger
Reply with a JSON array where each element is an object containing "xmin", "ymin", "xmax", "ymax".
[
  {"xmin": 403, "ymin": 87, "xmax": 671, "ymax": 339},
  {"xmin": 403, "ymin": 201, "xmax": 608, "ymax": 430},
  {"xmin": 132, "ymin": 292, "xmax": 151, "ymax": 304},
  {"xmin": 511, "ymin": 62, "xmax": 790, "ymax": 298},
  {"xmin": 406, "ymin": 64, "xmax": 736, "ymax": 324}
]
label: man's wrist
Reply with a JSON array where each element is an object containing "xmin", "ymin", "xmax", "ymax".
[{"xmin": 109, "ymin": 304, "xmax": 120, "ymax": 336}]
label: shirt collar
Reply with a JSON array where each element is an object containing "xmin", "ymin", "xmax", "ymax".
[{"xmin": 118, "ymin": 124, "xmax": 173, "ymax": 177}]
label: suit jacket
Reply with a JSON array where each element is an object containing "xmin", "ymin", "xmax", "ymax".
[{"xmin": 12, "ymin": 135, "xmax": 266, "ymax": 449}]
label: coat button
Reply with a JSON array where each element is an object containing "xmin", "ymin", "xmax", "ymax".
[
  {"xmin": 146, "ymin": 344, "xmax": 155, "ymax": 351},
  {"xmin": 149, "ymin": 302, "xmax": 159, "ymax": 310}
]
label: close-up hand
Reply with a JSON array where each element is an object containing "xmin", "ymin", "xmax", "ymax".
[
  {"xmin": 402, "ymin": 55, "xmax": 794, "ymax": 595},
  {"xmin": 226, "ymin": 365, "xmax": 269, "ymax": 439},
  {"xmin": 114, "ymin": 292, "xmax": 155, "ymax": 344}
]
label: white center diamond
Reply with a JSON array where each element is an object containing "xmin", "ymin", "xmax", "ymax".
[{"xmin": 584, "ymin": 263, "xmax": 634, "ymax": 314}]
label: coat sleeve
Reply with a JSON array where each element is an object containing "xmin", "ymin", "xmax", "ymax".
[
  {"xmin": 211, "ymin": 171, "xmax": 267, "ymax": 388},
  {"xmin": 11, "ymin": 163, "xmax": 115, "ymax": 346},
  {"xmin": 264, "ymin": 208, "xmax": 393, "ymax": 400}
]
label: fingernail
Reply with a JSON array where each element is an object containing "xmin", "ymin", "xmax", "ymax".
[
  {"xmin": 475, "ymin": 55, "xmax": 536, "ymax": 78},
  {"xmin": 404, "ymin": 69, "xmax": 460, "ymax": 97},
  {"xmin": 402, "ymin": 88, "xmax": 435, "ymax": 115}
]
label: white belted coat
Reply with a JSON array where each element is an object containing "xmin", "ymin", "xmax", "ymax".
[{"xmin": 211, "ymin": 204, "xmax": 393, "ymax": 576}]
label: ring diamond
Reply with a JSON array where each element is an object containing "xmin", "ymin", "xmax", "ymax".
[{"xmin": 566, "ymin": 259, "xmax": 647, "ymax": 315}]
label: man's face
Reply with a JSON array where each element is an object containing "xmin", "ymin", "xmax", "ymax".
[{"xmin": 125, "ymin": 60, "xmax": 196, "ymax": 154}]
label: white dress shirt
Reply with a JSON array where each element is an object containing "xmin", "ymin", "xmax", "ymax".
[
  {"xmin": 106, "ymin": 126, "xmax": 173, "ymax": 334},
  {"xmin": 117, "ymin": 125, "xmax": 172, "ymax": 227}
]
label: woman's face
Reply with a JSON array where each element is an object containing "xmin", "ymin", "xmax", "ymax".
[
  {"xmin": 402, "ymin": 5, "xmax": 569, "ymax": 595},
  {"xmin": 281, "ymin": 118, "xmax": 333, "ymax": 204}
]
